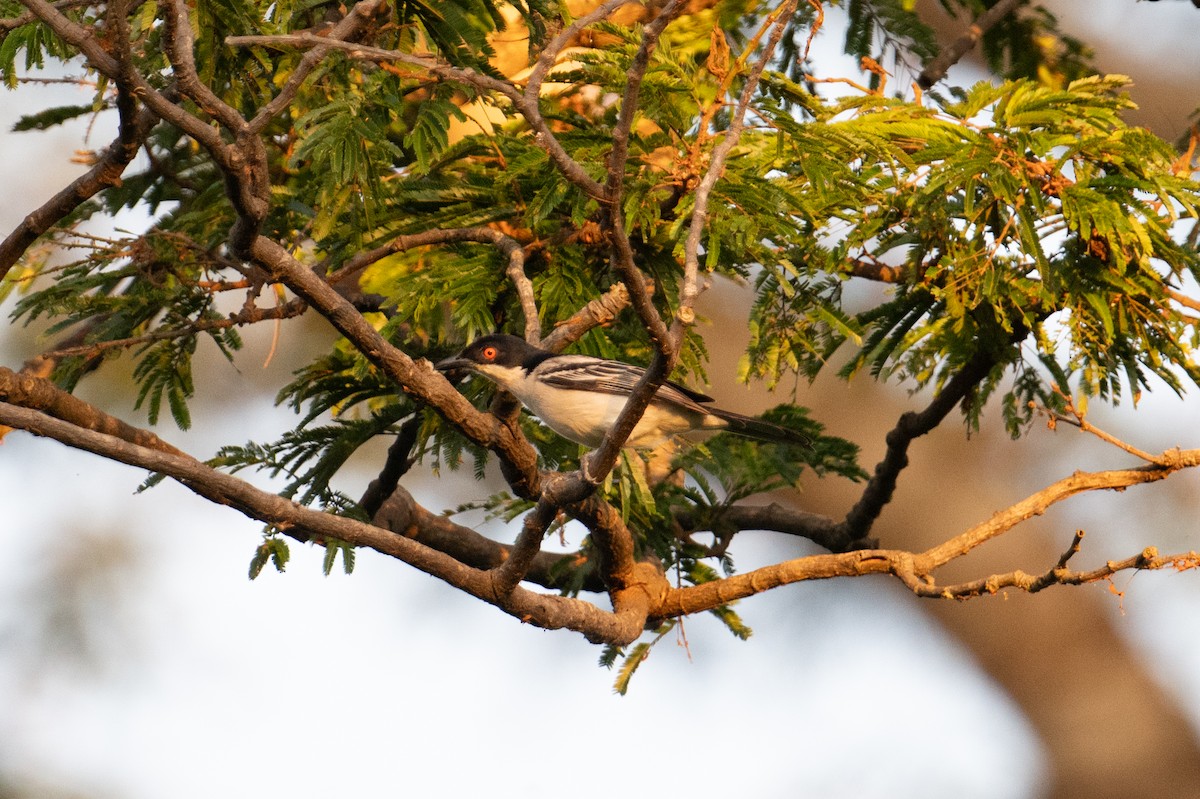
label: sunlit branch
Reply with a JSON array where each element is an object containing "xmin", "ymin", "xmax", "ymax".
[
  {"xmin": 678, "ymin": 0, "xmax": 798, "ymax": 342},
  {"xmin": 658, "ymin": 442, "xmax": 1200, "ymax": 618},
  {"xmin": 0, "ymin": 400, "xmax": 651, "ymax": 645},
  {"xmin": 0, "ymin": 366, "xmax": 184, "ymax": 454}
]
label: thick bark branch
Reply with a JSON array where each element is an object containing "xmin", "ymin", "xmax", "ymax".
[
  {"xmin": 0, "ymin": 366, "xmax": 184, "ymax": 454},
  {"xmin": 247, "ymin": 235, "xmax": 543, "ymax": 497},
  {"xmin": 0, "ymin": 400, "xmax": 651, "ymax": 645},
  {"xmin": 675, "ymin": 502, "xmax": 846, "ymax": 552},
  {"xmin": 372, "ymin": 486, "xmax": 604, "ymax": 592}
]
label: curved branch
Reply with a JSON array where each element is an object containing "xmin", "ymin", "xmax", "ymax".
[
  {"xmin": 675, "ymin": 502, "xmax": 846, "ymax": 552},
  {"xmin": 245, "ymin": 0, "xmax": 389, "ymax": 135},
  {"xmin": 677, "ymin": 0, "xmax": 796, "ymax": 339},
  {"xmin": 658, "ymin": 445, "xmax": 1200, "ymax": 618},
  {"xmin": 159, "ymin": 0, "xmax": 247, "ymax": 133},
  {"xmin": 919, "ymin": 451, "xmax": 1200, "ymax": 569},
  {"xmin": 371, "ymin": 486, "xmax": 603, "ymax": 592},
  {"xmin": 839, "ymin": 347, "xmax": 1001, "ymax": 541},
  {"xmin": 0, "ymin": 400, "xmax": 650, "ymax": 645},
  {"xmin": 17, "ymin": 0, "xmax": 224, "ymax": 151}
]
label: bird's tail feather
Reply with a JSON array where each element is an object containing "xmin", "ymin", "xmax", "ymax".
[{"xmin": 707, "ymin": 408, "xmax": 813, "ymax": 448}]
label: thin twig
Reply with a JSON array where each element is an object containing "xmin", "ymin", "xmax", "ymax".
[
  {"xmin": 325, "ymin": 226, "xmax": 540, "ymax": 343},
  {"xmin": 1165, "ymin": 285, "xmax": 1200, "ymax": 314},
  {"xmin": 246, "ymin": 0, "xmax": 388, "ymax": 135},
  {"xmin": 0, "ymin": 0, "xmax": 97, "ymax": 33},
  {"xmin": 602, "ymin": 0, "xmax": 684, "ymax": 352},
  {"xmin": 677, "ymin": 0, "xmax": 797, "ymax": 343},
  {"xmin": 1049, "ymin": 409, "xmax": 1166, "ymax": 465},
  {"xmin": 39, "ymin": 298, "xmax": 307, "ymax": 359},
  {"xmin": 920, "ymin": 451, "xmax": 1200, "ymax": 569}
]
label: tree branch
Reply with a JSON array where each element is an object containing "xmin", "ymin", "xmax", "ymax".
[
  {"xmin": 247, "ymin": 235, "xmax": 543, "ymax": 497},
  {"xmin": 38, "ymin": 298, "xmax": 307, "ymax": 360},
  {"xmin": 0, "ymin": 366, "xmax": 184, "ymax": 454},
  {"xmin": 371, "ymin": 486, "xmax": 604, "ymax": 592},
  {"xmin": 839, "ymin": 347, "xmax": 1001, "ymax": 542},
  {"xmin": 245, "ymin": 0, "xmax": 389, "ymax": 135},
  {"xmin": 0, "ymin": 400, "xmax": 651, "ymax": 645},
  {"xmin": 677, "ymin": 0, "xmax": 797, "ymax": 342},
  {"xmin": 916, "ymin": 0, "xmax": 1026, "ymax": 90},
  {"xmin": 600, "ymin": 0, "xmax": 684, "ymax": 354},
  {"xmin": 0, "ymin": 89, "xmax": 156, "ymax": 283},
  {"xmin": 584, "ymin": 3, "xmax": 799, "ymax": 491},
  {"xmin": 541, "ymin": 280, "xmax": 636, "ymax": 351},
  {"xmin": 158, "ymin": 0, "xmax": 247, "ymax": 133},
  {"xmin": 658, "ymin": 442, "xmax": 1200, "ymax": 618},
  {"xmin": 675, "ymin": 502, "xmax": 847, "ymax": 552}
]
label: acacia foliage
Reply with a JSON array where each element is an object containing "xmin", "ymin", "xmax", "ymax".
[{"xmin": 1, "ymin": 0, "xmax": 1199, "ymax": 675}]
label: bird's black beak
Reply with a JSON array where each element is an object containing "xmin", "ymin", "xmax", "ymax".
[{"xmin": 435, "ymin": 354, "xmax": 472, "ymax": 373}]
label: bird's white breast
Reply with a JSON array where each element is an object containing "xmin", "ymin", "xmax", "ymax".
[
  {"xmin": 472, "ymin": 361, "xmax": 720, "ymax": 448},
  {"xmin": 513, "ymin": 375, "xmax": 704, "ymax": 447}
]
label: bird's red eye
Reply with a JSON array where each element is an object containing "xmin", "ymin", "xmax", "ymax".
[{"xmin": 481, "ymin": 346, "xmax": 498, "ymax": 361}]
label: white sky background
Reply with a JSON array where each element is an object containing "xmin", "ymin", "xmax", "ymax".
[{"xmin": 2, "ymin": 2, "xmax": 1199, "ymax": 797}]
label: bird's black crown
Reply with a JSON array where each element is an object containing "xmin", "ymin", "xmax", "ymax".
[{"xmin": 437, "ymin": 333, "xmax": 554, "ymax": 371}]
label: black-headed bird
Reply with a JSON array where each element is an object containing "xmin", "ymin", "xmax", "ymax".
[{"xmin": 437, "ymin": 334, "xmax": 811, "ymax": 449}]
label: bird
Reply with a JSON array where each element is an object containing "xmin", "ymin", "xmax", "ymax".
[{"xmin": 436, "ymin": 333, "xmax": 812, "ymax": 450}]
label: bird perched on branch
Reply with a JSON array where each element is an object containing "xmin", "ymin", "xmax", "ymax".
[{"xmin": 437, "ymin": 334, "xmax": 812, "ymax": 450}]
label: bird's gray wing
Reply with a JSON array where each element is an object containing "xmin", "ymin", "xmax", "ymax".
[{"xmin": 534, "ymin": 356, "xmax": 714, "ymax": 412}]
